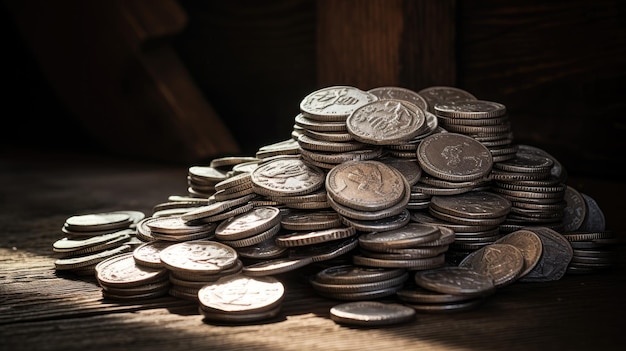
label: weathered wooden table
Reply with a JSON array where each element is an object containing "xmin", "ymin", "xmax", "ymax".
[{"xmin": 2, "ymin": 149, "xmax": 624, "ymax": 351}]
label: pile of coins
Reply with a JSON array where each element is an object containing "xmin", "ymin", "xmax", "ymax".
[
  {"xmin": 52, "ymin": 211, "xmax": 144, "ymax": 275},
  {"xmin": 53, "ymin": 85, "xmax": 616, "ymax": 326}
]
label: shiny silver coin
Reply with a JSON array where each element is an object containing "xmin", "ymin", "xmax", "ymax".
[{"xmin": 330, "ymin": 301, "xmax": 416, "ymax": 326}]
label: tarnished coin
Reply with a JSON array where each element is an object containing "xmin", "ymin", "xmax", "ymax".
[
  {"xmin": 562, "ymin": 186, "xmax": 587, "ymax": 232},
  {"xmin": 340, "ymin": 208, "xmax": 411, "ymax": 233},
  {"xmin": 235, "ymin": 238, "xmax": 288, "ymax": 260},
  {"xmin": 358, "ymin": 223, "xmax": 441, "ymax": 250},
  {"xmin": 326, "ymin": 160, "xmax": 405, "ymax": 212},
  {"xmin": 417, "ymin": 132, "xmax": 493, "ymax": 182},
  {"xmin": 417, "ymin": 86, "xmax": 477, "ymax": 113},
  {"xmin": 579, "ymin": 193, "xmax": 606, "ymax": 232},
  {"xmin": 64, "ymin": 212, "xmax": 132, "ymax": 232},
  {"xmin": 198, "ymin": 274, "xmax": 285, "ymax": 314},
  {"xmin": 315, "ymin": 265, "xmax": 407, "ymax": 284},
  {"xmin": 430, "ymin": 191, "xmax": 512, "ymax": 220},
  {"xmin": 377, "ymin": 156, "xmax": 422, "ymax": 186},
  {"xmin": 275, "ymin": 226, "xmax": 357, "ymax": 247},
  {"xmin": 251, "ymin": 156, "xmax": 325, "ymax": 196},
  {"xmin": 517, "ymin": 144, "xmax": 567, "ymax": 182},
  {"xmin": 458, "ymin": 243, "xmax": 525, "ymax": 287},
  {"xmin": 214, "ymin": 206, "xmax": 281, "ymax": 240},
  {"xmin": 159, "ymin": 241, "xmax": 238, "ymax": 274},
  {"xmin": 95, "ymin": 252, "xmax": 168, "ymax": 288},
  {"xmin": 280, "ymin": 210, "xmax": 342, "ymax": 231},
  {"xmin": 494, "ymin": 229, "xmax": 543, "ymax": 278},
  {"xmin": 413, "ymin": 266, "xmax": 495, "ymax": 296},
  {"xmin": 519, "ymin": 226, "xmax": 574, "ymax": 282},
  {"xmin": 289, "ymin": 236, "xmax": 359, "ymax": 262},
  {"xmin": 144, "ymin": 216, "xmax": 215, "ymax": 235},
  {"xmin": 493, "ymin": 151, "xmax": 554, "ymax": 174},
  {"xmin": 132, "ymin": 240, "xmax": 177, "ymax": 268},
  {"xmin": 433, "ymin": 100, "xmax": 507, "ymax": 119},
  {"xmin": 346, "ymin": 99, "xmax": 425, "ymax": 145},
  {"xmin": 329, "ymin": 301, "xmax": 416, "ymax": 326},
  {"xmin": 300, "ymin": 85, "xmax": 378, "ymax": 121},
  {"xmin": 310, "ymin": 272, "xmax": 409, "ymax": 293},
  {"xmin": 368, "ymin": 86, "xmax": 429, "ymax": 111}
]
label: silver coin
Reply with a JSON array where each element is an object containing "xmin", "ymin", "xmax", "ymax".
[
  {"xmin": 430, "ymin": 191, "xmax": 512, "ymax": 219},
  {"xmin": 367, "ymin": 86, "xmax": 429, "ymax": 111},
  {"xmin": 300, "ymin": 86, "xmax": 378, "ymax": 120},
  {"xmin": 198, "ymin": 274, "xmax": 285, "ymax": 314},
  {"xmin": 326, "ymin": 160, "xmax": 406, "ymax": 212},
  {"xmin": 329, "ymin": 301, "xmax": 416, "ymax": 326},
  {"xmin": 159, "ymin": 241, "xmax": 238, "ymax": 274},
  {"xmin": 95, "ymin": 252, "xmax": 168, "ymax": 288},
  {"xmin": 458, "ymin": 243, "xmax": 525, "ymax": 287},
  {"xmin": 413, "ymin": 266, "xmax": 495, "ymax": 296},
  {"xmin": 214, "ymin": 206, "xmax": 281, "ymax": 240},
  {"xmin": 417, "ymin": 86, "xmax": 477, "ymax": 113},
  {"xmin": 417, "ymin": 132, "xmax": 493, "ymax": 182},
  {"xmin": 346, "ymin": 99, "xmax": 425, "ymax": 145},
  {"xmin": 251, "ymin": 156, "xmax": 325, "ymax": 197},
  {"xmin": 358, "ymin": 223, "xmax": 441, "ymax": 250}
]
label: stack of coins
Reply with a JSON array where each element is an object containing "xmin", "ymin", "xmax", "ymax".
[
  {"xmin": 367, "ymin": 86, "xmax": 440, "ymax": 160},
  {"xmin": 180, "ymin": 193, "xmax": 258, "ymax": 225},
  {"xmin": 561, "ymin": 190, "xmax": 616, "ymax": 274},
  {"xmin": 53, "ymin": 211, "xmax": 143, "ymax": 275},
  {"xmin": 187, "ymin": 165, "xmax": 231, "ymax": 198},
  {"xmin": 491, "ymin": 147, "xmax": 567, "ymax": 233},
  {"xmin": 415, "ymin": 132, "xmax": 493, "ymax": 194},
  {"xmin": 158, "ymin": 241, "xmax": 242, "ymax": 300},
  {"xmin": 295, "ymin": 86, "xmax": 378, "ymax": 169},
  {"xmin": 417, "ymin": 86, "xmax": 478, "ymax": 114},
  {"xmin": 326, "ymin": 160, "xmax": 411, "ymax": 227},
  {"xmin": 309, "ymin": 264, "xmax": 409, "ymax": 301},
  {"xmin": 95, "ymin": 252, "xmax": 170, "ymax": 300},
  {"xmin": 433, "ymin": 99, "xmax": 516, "ymax": 162},
  {"xmin": 214, "ymin": 206, "xmax": 283, "ymax": 251},
  {"xmin": 143, "ymin": 216, "xmax": 217, "ymax": 242},
  {"xmin": 353, "ymin": 223, "xmax": 454, "ymax": 271},
  {"xmin": 399, "ymin": 266, "xmax": 495, "ymax": 313},
  {"xmin": 425, "ymin": 191, "xmax": 512, "ymax": 260},
  {"xmin": 198, "ymin": 274, "xmax": 285, "ymax": 323}
]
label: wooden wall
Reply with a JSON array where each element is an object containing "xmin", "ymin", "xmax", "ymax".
[{"xmin": 3, "ymin": 0, "xmax": 625, "ymax": 177}]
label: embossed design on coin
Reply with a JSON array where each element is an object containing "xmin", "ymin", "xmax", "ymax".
[
  {"xmin": 326, "ymin": 160, "xmax": 405, "ymax": 211},
  {"xmin": 159, "ymin": 241, "xmax": 238, "ymax": 273},
  {"xmin": 520, "ymin": 227, "xmax": 573, "ymax": 282},
  {"xmin": 346, "ymin": 99, "xmax": 425, "ymax": 145},
  {"xmin": 300, "ymin": 86, "xmax": 377, "ymax": 120},
  {"xmin": 494, "ymin": 229, "xmax": 543, "ymax": 278},
  {"xmin": 458, "ymin": 243, "xmax": 525, "ymax": 287},
  {"xmin": 417, "ymin": 132, "xmax": 493, "ymax": 181},
  {"xmin": 96, "ymin": 252, "xmax": 167, "ymax": 287},
  {"xmin": 198, "ymin": 274, "xmax": 285, "ymax": 313},
  {"xmin": 368, "ymin": 86, "xmax": 429, "ymax": 111},
  {"xmin": 413, "ymin": 266, "xmax": 495, "ymax": 296},
  {"xmin": 251, "ymin": 156, "xmax": 325, "ymax": 196}
]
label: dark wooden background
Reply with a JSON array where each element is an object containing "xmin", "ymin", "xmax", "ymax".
[{"xmin": 2, "ymin": 0, "xmax": 625, "ymax": 178}]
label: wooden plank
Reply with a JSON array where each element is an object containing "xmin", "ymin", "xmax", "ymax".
[
  {"xmin": 3, "ymin": 0, "xmax": 240, "ymax": 163},
  {"xmin": 1, "ymin": 150, "xmax": 625, "ymax": 350}
]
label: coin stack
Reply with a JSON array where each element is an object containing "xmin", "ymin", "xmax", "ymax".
[
  {"xmin": 95, "ymin": 252, "xmax": 170, "ymax": 300},
  {"xmin": 143, "ymin": 216, "xmax": 217, "ymax": 242},
  {"xmin": 187, "ymin": 165, "xmax": 231, "ymax": 198},
  {"xmin": 310, "ymin": 264, "xmax": 409, "ymax": 301},
  {"xmin": 399, "ymin": 266, "xmax": 495, "ymax": 313},
  {"xmin": 352, "ymin": 223, "xmax": 454, "ymax": 271},
  {"xmin": 158, "ymin": 241, "xmax": 243, "ymax": 300},
  {"xmin": 53, "ymin": 211, "xmax": 144, "ymax": 275},
  {"xmin": 433, "ymin": 99, "xmax": 516, "ymax": 163},
  {"xmin": 426, "ymin": 191, "xmax": 512, "ymax": 261},
  {"xmin": 214, "ymin": 206, "xmax": 283, "ymax": 251},
  {"xmin": 491, "ymin": 147, "xmax": 567, "ymax": 233}
]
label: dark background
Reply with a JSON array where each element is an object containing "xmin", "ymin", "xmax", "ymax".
[{"xmin": 2, "ymin": 0, "xmax": 625, "ymax": 178}]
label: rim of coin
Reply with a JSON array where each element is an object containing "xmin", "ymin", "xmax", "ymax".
[
  {"xmin": 314, "ymin": 265, "xmax": 407, "ymax": 284},
  {"xmin": 299, "ymin": 85, "xmax": 378, "ymax": 120},
  {"xmin": 64, "ymin": 212, "xmax": 132, "ymax": 232}
]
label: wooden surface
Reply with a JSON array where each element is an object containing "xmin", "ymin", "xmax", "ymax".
[{"xmin": 1, "ymin": 148, "xmax": 625, "ymax": 351}]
